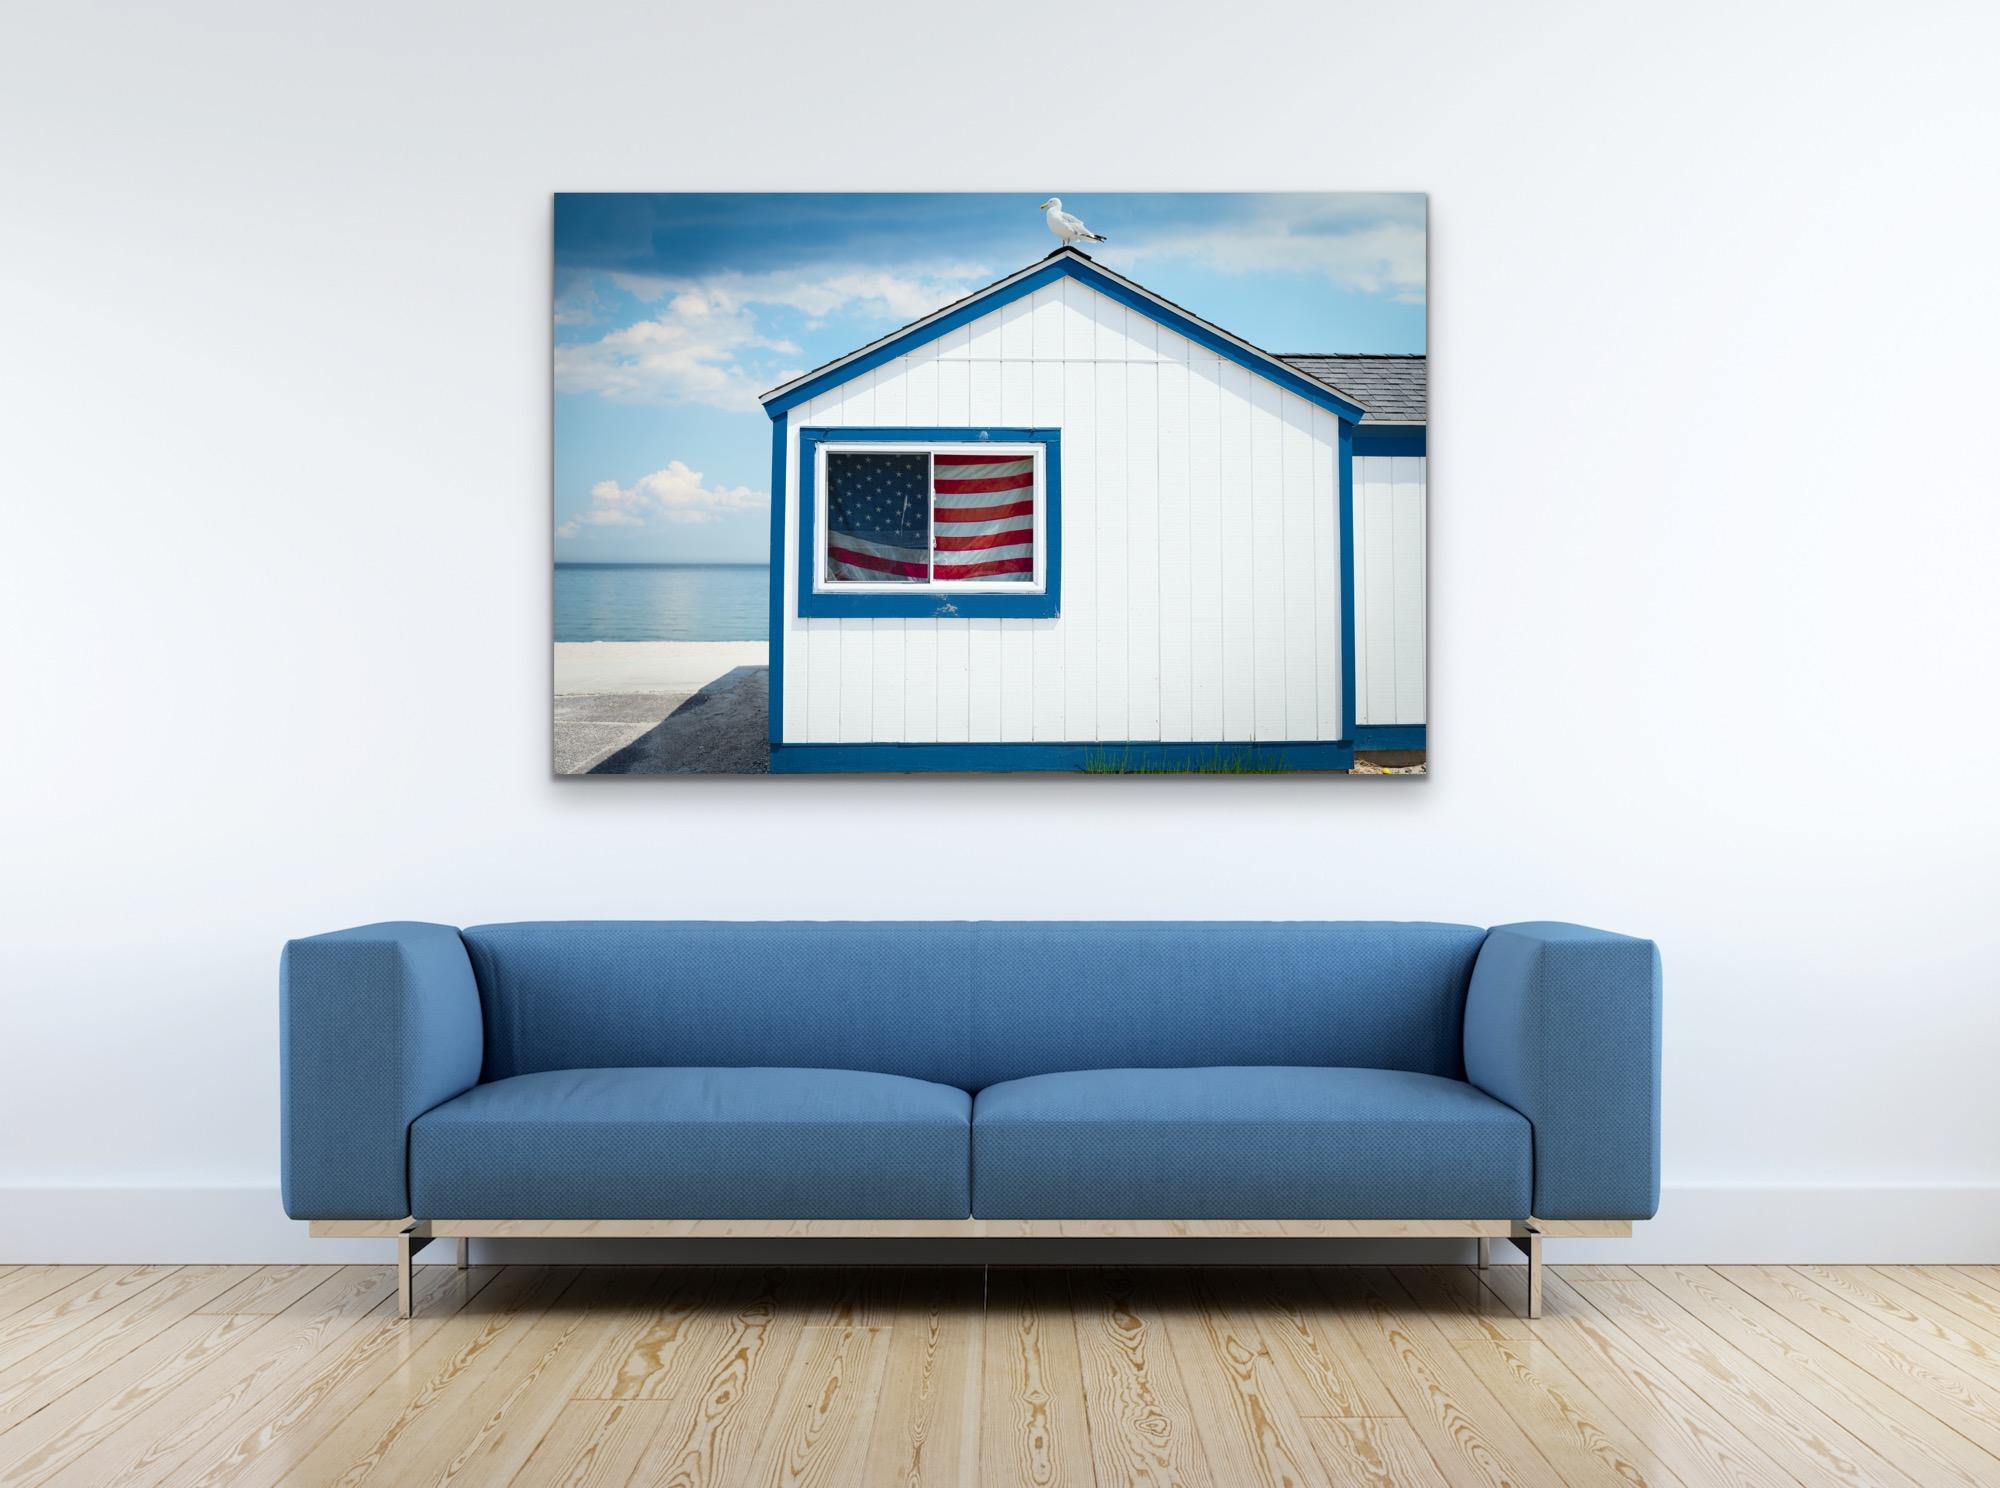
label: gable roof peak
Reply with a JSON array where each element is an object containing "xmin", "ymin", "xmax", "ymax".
[{"xmin": 760, "ymin": 249, "xmax": 1368, "ymax": 424}]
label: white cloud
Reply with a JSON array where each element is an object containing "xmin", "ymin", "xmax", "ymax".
[
  {"xmin": 556, "ymin": 262, "xmax": 993, "ymax": 410},
  {"xmin": 554, "ymin": 295, "xmax": 792, "ymax": 410},
  {"xmin": 1097, "ymin": 196, "xmax": 1427, "ymax": 303},
  {"xmin": 556, "ymin": 461, "xmax": 768, "ymax": 539},
  {"xmin": 552, "ymin": 278, "xmax": 603, "ymax": 326}
]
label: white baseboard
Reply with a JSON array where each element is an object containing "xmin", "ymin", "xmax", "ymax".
[{"xmin": 3, "ymin": 1184, "xmax": 1995, "ymax": 1266}]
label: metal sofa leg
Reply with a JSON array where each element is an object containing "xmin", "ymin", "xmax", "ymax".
[
  {"xmin": 457, "ymin": 1237, "xmax": 469, "ymax": 1271},
  {"xmin": 1506, "ymin": 1231, "xmax": 1543, "ymax": 1318},
  {"xmin": 1477, "ymin": 1237, "xmax": 1490, "ymax": 1271},
  {"xmin": 396, "ymin": 1231, "xmax": 436, "ymax": 1319}
]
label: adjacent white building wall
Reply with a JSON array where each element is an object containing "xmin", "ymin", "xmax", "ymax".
[
  {"xmin": 780, "ymin": 280, "xmax": 1342, "ymax": 745},
  {"xmin": 1353, "ymin": 454, "xmax": 1428, "ymax": 727}
]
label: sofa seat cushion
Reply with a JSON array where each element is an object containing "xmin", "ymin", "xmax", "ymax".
[
  {"xmin": 410, "ymin": 1067, "xmax": 971, "ymax": 1219},
  {"xmin": 971, "ymin": 1066, "xmax": 1530, "ymax": 1219}
]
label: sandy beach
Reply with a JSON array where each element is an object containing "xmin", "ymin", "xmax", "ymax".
[{"xmin": 554, "ymin": 641, "xmax": 769, "ymax": 774}]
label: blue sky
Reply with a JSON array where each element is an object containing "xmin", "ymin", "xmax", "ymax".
[{"xmin": 554, "ymin": 193, "xmax": 1426, "ymax": 564}]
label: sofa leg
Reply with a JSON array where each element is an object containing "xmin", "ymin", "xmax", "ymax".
[
  {"xmin": 396, "ymin": 1231, "xmax": 436, "ymax": 1319},
  {"xmin": 397, "ymin": 1236, "xmax": 414, "ymax": 1320},
  {"xmin": 456, "ymin": 1237, "xmax": 469, "ymax": 1271},
  {"xmin": 1504, "ymin": 1231, "xmax": 1543, "ymax": 1318},
  {"xmin": 1477, "ymin": 1237, "xmax": 1490, "ymax": 1271}
]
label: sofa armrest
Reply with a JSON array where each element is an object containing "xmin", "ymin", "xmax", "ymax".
[
  {"xmin": 1463, "ymin": 922, "xmax": 1662, "ymax": 1220},
  {"xmin": 280, "ymin": 922, "xmax": 483, "ymax": 1219}
]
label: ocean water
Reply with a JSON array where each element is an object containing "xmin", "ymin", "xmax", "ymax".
[{"xmin": 555, "ymin": 563, "xmax": 768, "ymax": 642}]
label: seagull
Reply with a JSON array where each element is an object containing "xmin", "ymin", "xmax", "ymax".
[{"xmin": 1040, "ymin": 197, "xmax": 1106, "ymax": 250}]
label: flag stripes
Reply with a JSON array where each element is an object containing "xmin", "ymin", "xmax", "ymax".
[{"xmin": 933, "ymin": 453, "xmax": 1034, "ymax": 583}]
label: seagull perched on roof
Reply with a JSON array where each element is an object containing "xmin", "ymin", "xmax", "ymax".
[{"xmin": 1040, "ymin": 197, "xmax": 1106, "ymax": 250}]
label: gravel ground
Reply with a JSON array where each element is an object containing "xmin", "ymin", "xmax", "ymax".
[{"xmin": 553, "ymin": 665, "xmax": 769, "ymax": 774}]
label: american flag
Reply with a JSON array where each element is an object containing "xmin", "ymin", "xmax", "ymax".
[
  {"xmin": 825, "ymin": 449, "xmax": 1035, "ymax": 584},
  {"xmin": 932, "ymin": 453, "xmax": 1034, "ymax": 582}
]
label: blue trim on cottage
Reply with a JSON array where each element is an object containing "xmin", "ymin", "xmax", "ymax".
[
  {"xmin": 766, "ymin": 417, "xmax": 787, "ymax": 746},
  {"xmin": 1350, "ymin": 427, "xmax": 1426, "ymax": 457},
  {"xmin": 795, "ymin": 427, "xmax": 1062, "ymax": 620},
  {"xmin": 1338, "ymin": 420, "xmax": 1357, "ymax": 743},
  {"xmin": 1353, "ymin": 724, "xmax": 1428, "ymax": 751},
  {"xmin": 760, "ymin": 250, "xmax": 1370, "ymax": 426},
  {"xmin": 769, "ymin": 741, "xmax": 1358, "ymax": 774}
]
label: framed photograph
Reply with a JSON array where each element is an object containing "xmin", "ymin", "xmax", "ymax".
[{"xmin": 554, "ymin": 193, "xmax": 1426, "ymax": 775}]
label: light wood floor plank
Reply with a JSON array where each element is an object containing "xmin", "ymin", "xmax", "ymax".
[
  {"xmin": 1392, "ymin": 1266, "xmax": 1535, "ymax": 1345},
  {"xmin": 195, "ymin": 1266, "xmax": 334, "ymax": 1318},
  {"xmin": 1153, "ymin": 1267, "xmax": 1328, "ymax": 1488},
  {"xmin": 386, "ymin": 1268, "xmax": 668, "ymax": 1486},
  {"xmin": 1304, "ymin": 1415, "xmax": 1454, "ymax": 1488},
  {"xmin": 568, "ymin": 1266, "xmax": 714, "ymax": 1400},
  {"xmin": 785, "ymin": 1264, "xmax": 904, "ymax": 1330},
  {"xmin": 1794, "ymin": 1265, "xmax": 2000, "ymax": 1386},
  {"xmin": 1221, "ymin": 1269, "xmax": 1405, "ymax": 1421},
  {"xmin": 0, "ymin": 1267, "xmax": 178, "ymax": 1375},
  {"xmin": 0, "ymin": 1272, "xmax": 103, "ymax": 1329},
  {"xmin": 1636, "ymin": 1265, "xmax": 2000, "ymax": 1488},
  {"xmin": 0, "ymin": 1315, "xmax": 255, "ymax": 1480},
  {"xmin": 507, "ymin": 1397, "xmax": 671, "ymax": 1485},
  {"xmin": 258, "ymin": 1266, "xmax": 582, "ymax": 1486},
  {"xmin": 0, "ymin": 1266, "xmax": 396, "ymax": 1487},
  {"xmin": 1184, "ymin": 1264, "xmax": 1424, "ymax": 1488},
  {"xmin": 1947, "ymin": 1265, "xmax": 2000, "ymax": 1304},
  {"xmin": 1360, "ymin": 1264, "xmax": 1672, "ymax": 1488},
  {"xmin": 8, "ymin": 1263, "xmax": 2000, "ymax": 1487},
  {"xmin": 589, "ymin": 1267, "xmax": 803, "ymax": 1488},
  {"xmin": 1309, "ymin": 1268, "xmax": 1561, "ymax": 1488},
  {"xmin": 980, "ymin": 1268, "xmax": 1094, "ymax": 1488},
  {"xmin": 861, "ymin": 1268, "xmax": 983, "ymax": 1488},
  {"xmin": 1244, "ymin": 1269, "xmax": 1405, "ymax": 1418},
  {"xmin": 1563, "ymin": 1267, "xmax": 1927, "ymax": 1488},
  {"xmin": 75, "ymin": 1267, "xmax": 408, "ymax": 1486},
  {"xmin": 0, "ymin": 1267, "xmax": 245, "ymax": 1438},
  {"xmin": 1480, "ymin": 1267, "xmax": 1803, "ymax": 1488},
  {"xmin": 156, "ymin": 1264, "xmax": 502, "ymax": 1488},
  {"xmin": 735, "ymin": 1316, "xmax": 891, "ymax": 1487},
  {"xmin": 1889, "ymin": 1265, "xmax": 2000, "ymax": 1340},
  {"xmin": 1715, "ymin": 1264, "xmax": 2000, "ymax": 1462},
  {"xmin": 1067, "ymin": 1267, "xmax": 1202, "ymax": 1487},
  {"xmin": 1394, "ymin": 1268, "xmax": 1686, "ymax": 1488}
]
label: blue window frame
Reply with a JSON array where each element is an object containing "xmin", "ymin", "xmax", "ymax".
[{"xmin": 795, "ymin": 426, "xmax": 1061, "ymax": 619}]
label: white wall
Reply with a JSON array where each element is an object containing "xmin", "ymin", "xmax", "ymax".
[
  {"xmin": 781, "ymin": 280, "xmax": 1342, "ymax": 746},
  {"xmin": 2, "ymin": 0, "xmax": 1997, "ymax": 1264}
]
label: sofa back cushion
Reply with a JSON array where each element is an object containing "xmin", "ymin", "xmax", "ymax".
[{"xmin": 462, "ymin": 921, "xmax": 1485, "ymax": 1090}]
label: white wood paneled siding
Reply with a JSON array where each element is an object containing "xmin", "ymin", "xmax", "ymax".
[
  {"xmin": 780, "ymin": 279, "xmax": 1342, "ymax": 745},
  {"xmin": 1352, "ymin": 453, "xmax": 1428, "ymax": 726}
]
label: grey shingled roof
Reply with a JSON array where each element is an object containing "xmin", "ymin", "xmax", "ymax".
[{"xmin": 1278, "ymin": 355, "xmax": 1426, "ymax": 424}]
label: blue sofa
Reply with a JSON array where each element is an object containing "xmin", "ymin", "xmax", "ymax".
[{"xmin": 281, "ymin": 920, "xmax": 1661, "ymax": 1316}]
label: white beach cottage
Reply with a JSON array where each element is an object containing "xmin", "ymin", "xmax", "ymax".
[{"xmin": 759, "ymin": 247, "xmax": 1426, "ymax": 772}]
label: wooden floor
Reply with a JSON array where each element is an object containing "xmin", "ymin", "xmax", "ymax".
[{"xmin": 1, "ymin": 1263, "xmax": 1999, "ymax": 1485}]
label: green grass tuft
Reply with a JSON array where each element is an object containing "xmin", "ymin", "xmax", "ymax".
[{"xmin": 1080, "ymin": 747, "xmax": 1295, "ymax": 774}]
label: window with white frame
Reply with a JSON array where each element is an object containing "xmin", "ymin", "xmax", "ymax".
[{"xmin": 818, "ymin": 442, "xmax": 1044, "ymax": 592}]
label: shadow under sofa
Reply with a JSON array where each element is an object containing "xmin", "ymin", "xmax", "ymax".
[{"xmin": 280, "ymin": 920, "xmax": 1662, "ymax": 1318}]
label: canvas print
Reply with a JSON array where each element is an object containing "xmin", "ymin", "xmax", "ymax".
[{"xmin": 554, "ymin": 193, "xmax": 1427, "ymax": 775}]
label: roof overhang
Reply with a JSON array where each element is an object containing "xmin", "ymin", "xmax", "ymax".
[{"xmin": 758, "ymin": 247, "xmax": 1370, "ymax": 424}]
